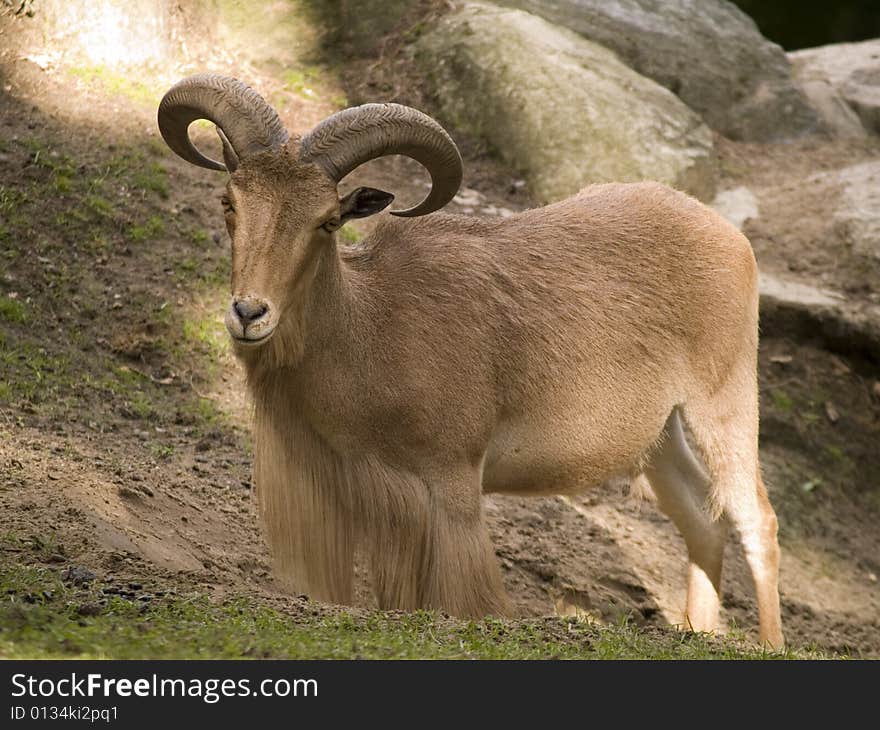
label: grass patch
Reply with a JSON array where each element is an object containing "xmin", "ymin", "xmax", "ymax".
[
  {"xmin": 133, "ymin": 162, "xmax": 168, "ymax": 199},
  {"xmin": 280, "ymin": 66, "xmax": 324, "ymax": 99},
  {"xmin": 0, "ymin": 295, "xmax": 27, "ymax": 323},
  {"xmin": 0, "ymin": 185, "xmax": 27, "ymax": 215},
  {"xmin": 127, "ymin": 392, "xmax": 154, "ymax": 419},
  {"xmin": 68, "ymin": 65, "xmax": 159, "ymax": 106},
  {"xmin": 85, "ymin": 194, "xmax": 114, "ymax": 218},
  {"xmin": 177, "ymin": 396, "xmax": 223, "ymax": 428},
  {"xmin": 0, "ymin": 565, "xmax": 823, "ymax": 660},
  {"xmin": 189, "ymin": 228, "xmax": 210, "ymax": 246},
  {"xmin": 129, "ymin": 215, "xmax": 165, "ymax": 242},
  {"xmin": 150, "ymin": 443, "xmax": 175, "ymax": 459},
  {"xmin": 181, "ymin": 313, "xmax": 228, "ymax": 361},
  {"xmin": 770, "ymin": 389, "xmax": 794, "ymax": 412},
  {"xmin": 53, "ymin": 174, "xmax": 72, "ymax": 194},
  {"xmin": 177, "ymin": 256, "xmax": 200, "ymax": 274},
  {"xmin": 0, "ymin": 336, "xmax": 71, "ymax": 403}
]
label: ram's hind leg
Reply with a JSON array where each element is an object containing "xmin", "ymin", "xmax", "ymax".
[
  {"xmin": 645, "ymin": 408, "xmax": 727, "ymax": 634},
  {"xmin": 682, "ymin": 371, "xmax": 784, "ymax": 649}
]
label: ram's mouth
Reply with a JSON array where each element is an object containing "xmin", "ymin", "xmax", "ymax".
[{"xmin": 230, "ymin": 328, "xmax": 276, "ymax": 347}]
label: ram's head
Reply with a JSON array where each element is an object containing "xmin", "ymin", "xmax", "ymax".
[{"xmin": 158, "ymin": 74, "xmax": 462, "ymax": 346}]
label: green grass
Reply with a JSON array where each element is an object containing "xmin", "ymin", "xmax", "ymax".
[
  {"xmin": 127, "ymin": 392, "xmax": 154, "ymax": 419},
  {"xmin": 85, "ymin": 194, "xmax": 114, "ymax": 218},
  {"xmin": 54, "ymin": 174, "xmax": 72, "ymax": 194},
  {"xmin": 68, "ymin": 65, "xmax": 159, "ymax": 107},
  {"xmin": 0, "ymin": 565, "xmax": 819, "ymax": 660},
  {"xmin": 0, "ymin": 185, "xmax": 27, "ymax": 215},
  {"xmin": 280, "ymin": 67, "xmax": 324, "ymax": 99},
  {"xmin": 181, "ymin": 312, "xmax": 229, "ymax": 362},
  {"xmin": 176, "ymin": 396, "xmax": 223, "ymax": 428},
  {"xmin": 0, "ymin": 295, "xmax": 27, "ymax": 323},
  {"xmin": 189, "ymin": 228, "xmax": 210, "ymax": 246},
  {"xmin": 129, "ymin": 215, "xmax": 166, "ymax": 242},
  {"xmin": 133, "ymin": 162, "xmax": 169, "ymax": 198},
  {"xmin": 150, "ymin": 443, "xmax": 175, "ymax": 459},
  {"xmin": 0, "ymin": 336, "xmax": 71, "ymax": 403},
  {"xmin": 770, "ymin": 389, "xmax": 794, "ymax": 411}
]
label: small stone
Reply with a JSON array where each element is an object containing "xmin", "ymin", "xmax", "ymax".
[
  {"xmin": 829, "ymin": 355, "xmax": 851, "ymax": 375},
  {"xmin": 824, "ymin": 401, "xmax": 840, "ymax": 424},
  {"xmin": 62, "ymin": 566, "xmax": 97, "ymax": 585}
]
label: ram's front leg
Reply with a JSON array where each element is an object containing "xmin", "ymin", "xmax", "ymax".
[
  {"xmin": 362, "ymin": 464, "xmax": 510, "ymax": 617},
  {"xmin": 420, "ymin": 468, "xmax": 511, "ymax": 618},
  {"xmin": 361, "ymin": 465, "xmax": 430, "ymax": 611}
]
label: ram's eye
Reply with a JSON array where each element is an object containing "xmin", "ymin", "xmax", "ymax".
[
  {"xmin": 220, "ymin": 195, "xmax": 234, "ymax": 214},
  {"xmin": 321, "ymin": 218, "xmax": 342, "ymax": 233}
]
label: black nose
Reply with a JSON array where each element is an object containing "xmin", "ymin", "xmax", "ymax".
[{"xmin": 233, "ymin": 299, "xmax": 268, "ymax": 325}]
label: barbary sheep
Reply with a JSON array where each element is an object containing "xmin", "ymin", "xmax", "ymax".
[{"xmin": 158, "ymin": 74, "xmax": 783, "ymax": 648}]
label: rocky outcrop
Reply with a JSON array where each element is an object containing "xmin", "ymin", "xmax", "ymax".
[
  {"xmin": 712, "ymin": 186, "xmax": 759, "ymax": 231},
  {"xmin": 414, "ymin": 2, "xmax": 717, "ymax": 203},
  {"xmin": 834, "ymin": 161, "xmax": 880, "ymax": 262},
  {"xmin": 737, "ymin": 160, "xmax": 880, "ymax": 363},
  {"xmin": 759, "ymin": 272, "xmax": 880, "ymax": 364},
  {"xmin": 789, "ymin": 39, "xmax": 880, "ymax": 138},
  {"xmin": 495, "ymin": 0, "xmax": 818, "ymax": 142}
]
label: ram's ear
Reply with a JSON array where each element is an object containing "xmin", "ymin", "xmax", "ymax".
[
  {"xmin": 216, "ymin": 127, "xmax": 239, "ymax": 172},
  {"xmin": 339, "ymin": 187, "xmax": 394, "ymax": 223}
]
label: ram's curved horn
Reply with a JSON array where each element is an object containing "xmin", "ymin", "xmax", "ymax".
[
  {"xmin": 158, "ymin": 74, "xmax": 288, "ymax": 171},
  {"xmin": 300, "ymin": 103, "xmax": 462, "ymax": 217}
]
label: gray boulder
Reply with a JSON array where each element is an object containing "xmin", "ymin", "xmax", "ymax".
[
  {"xmin": 834, "ymin": 161, "xmax": 880, "ymax": 262},
  {"xmin": 789, "ymin": 40, "xmax": 880, "ymax": 138},
  {"xmin": 414, "ymin": 2, "xmax": 717, "ymax": 203},
  {"xmin": 496, "ymin": 0, "xmax": 819, "ymax": 142}
]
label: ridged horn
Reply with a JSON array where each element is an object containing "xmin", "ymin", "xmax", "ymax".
[
  {"xmin": 158, "ymin": 74, "xmax": 288, "ymax": 171},
  {"xmin": 299, "ymin": 103, "xmax": 462, "ymax": 217}
]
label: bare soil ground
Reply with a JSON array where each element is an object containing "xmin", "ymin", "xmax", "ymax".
[{"xmin": 1, "ymin": 6, "xmax": 879, "ymax": 657}]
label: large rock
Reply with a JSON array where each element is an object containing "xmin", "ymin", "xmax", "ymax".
[
  {"xmin": 496, "ymin": 0, "xmax": 818, "ymax": 142},
  {"xmin": 762, "ymin": 160, "xmax": 880, "ymax": 266},
  {"xmin": 789, "ymin": 40, "xmax": 880, "ymax": 139},
  {"xmin": 414, "ymin": 2, "xmax": 717, "ymax": 203},
  {"xmin": 759, "ymin": 272, "xmax": 880, "ymax": 365},
  {"xmin": 834, "ymin": 162, "xmax": 880, "ymax": 262},
  {"xmin": 737, "ymin": 160, "xmax": 880, "ymax": 361}
]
